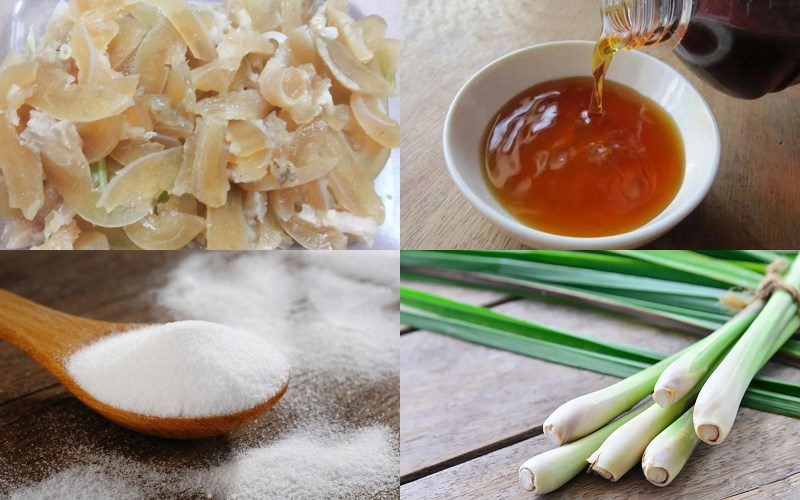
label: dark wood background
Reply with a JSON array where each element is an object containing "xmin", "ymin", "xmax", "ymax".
[{"xmin": 0, "ymin": 253, "xmax": 399, "ymax": 497}]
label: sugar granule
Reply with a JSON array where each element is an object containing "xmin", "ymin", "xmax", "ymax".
[{"xmin": 66, "ymin": 321, "xmax": 290, "ymax": 418}]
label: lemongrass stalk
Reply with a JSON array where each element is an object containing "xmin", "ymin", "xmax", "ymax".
[
  {"xmin": 694, "ymin": 257, "xmax": 800, "ymax": 444},
  {"xmin": 587, "ymin": 393, "xmax": 692, "ymax": 482},
  {"xmin": 542, "ymin": 356, "xmax": 673, "ymax": 446},
  {"xmin": 653, "ymin": 301, "xmax": 763, "ymax": 407},
  {"xmin": 543, "ymin": 308, "xmax": 754, "ymax": 445},
  {"xmin": 642, "ymin": 407, "xmax": 699, "ymax": 486},
  {"xmin": 519, "ymin": 404, "xmax": 649, "ymax": 494},
  {"xmin": 694, "ymin": 310, "xmax": 800, "ymax": 444}
]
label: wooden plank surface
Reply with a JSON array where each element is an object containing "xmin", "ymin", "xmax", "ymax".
[
  {"xmin": 0, "ymin": 253, "xmax": 399, "ymax": 497},
  {"xmin": 400, "ymin": 0, "xmax": 800, "ymax": 249},
  {"xmin": 401, "ymin": 408, "xmax": 800, "ymax": 499},
  {"xmin": 400, "ymin": 280, "xmax": 800, "ymax": 497}
]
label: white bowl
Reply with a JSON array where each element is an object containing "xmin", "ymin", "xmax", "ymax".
[{"xmin": 443, "ymin": 40, "xmax": 720, "ymax": 250}]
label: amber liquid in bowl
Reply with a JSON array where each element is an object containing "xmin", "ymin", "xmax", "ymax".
[{"xmin": 483, "ymin": 76, "xmax": 685, "ymax": 238}]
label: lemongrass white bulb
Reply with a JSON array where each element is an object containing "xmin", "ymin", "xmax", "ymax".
[
  {"xmin": 642, "ymin": 407, "xmax": 699, "ymax": 487},
  {"xmin": 588, "ymin": 400, "xmax": 687, "ymax": 481},
  {"xmin": 694, "ymin": 257, "xmax": 800, "ymax": 445},
  {"xmin": 520, "ymin": 405, "xmax": 647, "ymax": 494},
  {"xmin": 544, "ymin": 332, "xmax": 719, "ymax": 446},
  {"xmin": 653, "ymin": 304, "xmax": 760, "ymax": 407}
]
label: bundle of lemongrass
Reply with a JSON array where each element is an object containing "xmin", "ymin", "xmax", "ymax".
[{"xmin": 399, "ymin": 251, "xmax": 800, "ymax": 493}]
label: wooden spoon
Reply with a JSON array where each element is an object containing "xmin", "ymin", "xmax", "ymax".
[{"xmin": 0, "ymin": 289, "xmax": 289, "ymax": 439}]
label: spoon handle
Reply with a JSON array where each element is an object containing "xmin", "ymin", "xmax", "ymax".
[{"xmin": 0, "ymin": 289, "xmax": 101, "ymax": 362}]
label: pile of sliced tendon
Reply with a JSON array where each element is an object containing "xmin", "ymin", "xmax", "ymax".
[
  {"xmin": 0, "ymin": 0, "xmax": 398, "ymax": 249},
  {"xmin": 399, "ymin": 250, "xmax": 800, "ymax": 494}
]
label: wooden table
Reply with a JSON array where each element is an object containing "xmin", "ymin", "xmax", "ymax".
[
  {"xmin": 0, "ymin": 253, "xmax": 399, "ymax": 497},
  {"xmin": 400, "ymin": 0, "xmax": 800, "ymax": 249},
  {"xmin": 400, "ymin": 280, "xmax": 800, "ymax": 498}
]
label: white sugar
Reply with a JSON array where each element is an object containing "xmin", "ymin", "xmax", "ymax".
[
  {"xmin": 7, "ymin": 252, "xmax": 399, "ymax": 498},
  {"xmin": 8, "ymin": 426, "xmax": 398, "ymax": 500},
  {"xmin": 66, "ymin": 321, "xmax": 290, "ymax": 418},
  {"xmin": 157, "ymin": 253, "xmax": 400, "ymax": 380}
]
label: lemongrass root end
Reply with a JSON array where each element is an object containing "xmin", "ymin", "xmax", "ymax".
[
  {"xmin": 642, "ymin": 462, "xmax": 670, "ymax": 486},
  {"xmin": 696, "ymin": 423, "xmax": 722, "ymax": 444},
  {"xmin": 589, "ymin": 463, "xmax": 617, "ymax": 482},
  {"xmin": 543, "ymin": 422, "xmax": 563, "ymax": 446},
  {"xmin": 518, "ymin": 467, "xmax": 535, "ymax": 492},
  {"xmin": 652, "ymin": 387, "xmax": 674, "ymax": 407},
  {"xmin": 587, "ymin": 454, "xmax": 617, "ymax": 482}
]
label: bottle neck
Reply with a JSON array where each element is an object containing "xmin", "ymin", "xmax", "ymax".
[{"xmin": 599, "ymin": 0, "xmax": 695, "ymax": 52}]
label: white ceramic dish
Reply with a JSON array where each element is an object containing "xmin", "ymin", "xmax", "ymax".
[
  {"xmin": 0, "ymin": 0, "xmax": 399, "ymax": 250},
  {"xmin": 443, "ymin": 40, "xmax": 720, "ymax": 250}
]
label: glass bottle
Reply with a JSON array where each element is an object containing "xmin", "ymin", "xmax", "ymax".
[{"xmin": 599, "ymin": 0, "xmax": 800, "ymax": 99}]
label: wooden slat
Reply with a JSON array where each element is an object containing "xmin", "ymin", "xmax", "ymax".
[
  {"xmin": 400, "ymin": 0, "xmax": 800, "ymax": 249},
  {"xmin": 400, "ymin": 330, "xmax": 615, "ymax": 480},
  {"xmin": 401, "ymin": 408, "xmax": 800, "ymax": 499},
  {"xmin": 400, "ymin": 297, "xmax": 800, "ymax": 482}
]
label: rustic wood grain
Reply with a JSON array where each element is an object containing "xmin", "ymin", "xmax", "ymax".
[
  {"xmin": 400, "ymin": 287, "xmax": 800, "ymax": 496},
  {"xmin": 400, "ymin": 408, "xmax": 800, "ymax": 499},
  {"xmin": 0, "ymin": 253, "xmax": 399, "ymax": 497},
  {"xmin": 400, "ymin": 0, "xmax": 800, "ymax": 249},
  {"xmin": 400, "ymin": 296, "xmax": 701, "ymax": 479}
]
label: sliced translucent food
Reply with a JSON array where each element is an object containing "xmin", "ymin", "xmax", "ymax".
[
  {"xmin": 0, "ymin": 114, "xmax": 44, "ymax": 220},
  {"xmin": 98, "ymin": 146, "xmax": 183, "ymax": 210},
  {"xmin": 327, "ymin": 4, "xmax": 373, "ymax": 62},
  {"xmin": 0, "ymin": 59, "xmax": 37, "ymax": 125},
  {"xmin": 108, "ymin": 15, "xmax": 149, "ymax": 69},
  {"xmin": 230, "ymin": 151, "xmax": 270, "ymax": 183},
  {"xmin": 358, "ymin": 15, "xmax": 388, "ymax": 52},
  {"xmin": 242, "ymin": 120, "xmax": 338, "ymax": 191},
  {"xmin": 197, "ymin": 90, "xmax": 270, "ymax": 120},
  {"xmin": 350, "ymin": 93, "xmax": 398, "ymax": 148},
  {"xmin": 71, "ymin": 24, "xmax": 139, "ymax": 95},
  {"xmin": 216, "ymin": 30, "xmax": 275, "ymax": 70},
  {"xmin": 324, "ymin": 131, "xmax": 384, "ymax": 224},
  {"xmin": 110, "ymin": 139, "xmax": 165, "ymax": 165},
  {"xmin": 76, "ymin": 115, "xmax": 126, "ymax": 163},
  {"xmin": 190, "ymin": 114, "xmax": 229, "ymax": 207},
  {"xmin": 2, "ymin": 0, "xmax": 397, "ymax": 249},
  {"xmin": 22, "ymin": 112, "xmax": 151, "ymax": 227},
  {"xmin": 280, "ymin": 0, "xmax": 304, "ymax": 32},
  {"xmin": 124, "ymin": 194, "xmax": 204, "ymax": 249},
  {"xmin": 227, "ymin": 119, "xmax": 269, "ymax": 156},
  {"xmin": 229, "ymin": 0, "xmax": 281, "ymax": 32},
  {"xmin": 270, "ymin": 183, "xmax": 348, "ymax": 250},
  {"xmin": 132, "ymin": 0, "xmax": 217, "ymax": 61},
  {"xmin": 316, "ymin": 36, "xmax": 392, "ymax": 96},
  {"xmin": 47, "ymin": 159, "xmax": 152, "ymax": 227},
  {"xmin": 206, "ymin": 188, "xmax": 249, "ymax": 249},
  {"xmin": 132, "ymin": 19, "xmax": 184, "ymax": 93},
  {"xmin": 73, "ymin": 231, "xmax": 111, "ymax": 249},
  {"xmin": 165, "ymin": 46, "xmax": 195, "ymax": 111},
  {"xmin": 369, "ymin": 38, "xmax": 399, "ymax": 84},
  {"xmin": 190, "ymin": 60, "xmax": 237, "ymax": 93},
  {"xmin": 27, "ymin": 64, "xmax": 134, "ymax": 122},
  {"xmin": 0, "ymin": 60, "xmax": 37, "ymax": 105}
]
